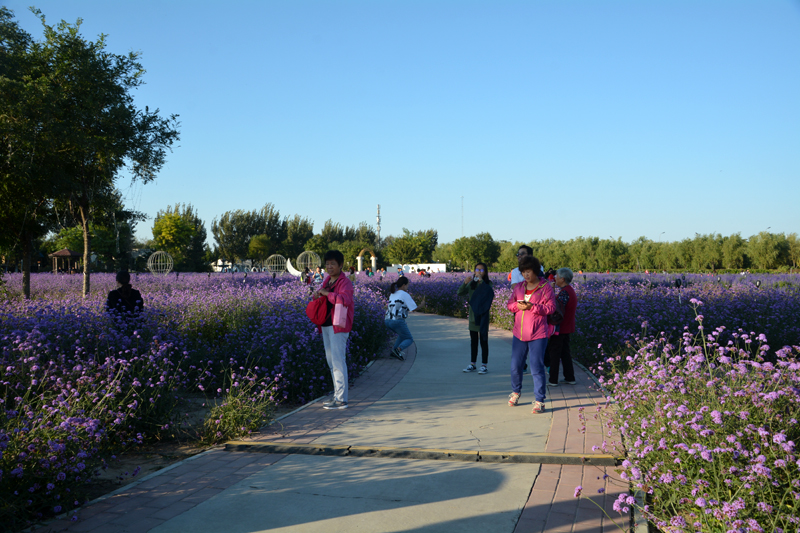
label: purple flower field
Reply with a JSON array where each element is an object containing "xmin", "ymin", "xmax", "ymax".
[
  {"xmin": 0, "ymin": 272, "xmax": 387, "ymax": 528},
  {"xmin": 3, "ymin": 270, "xmax": 798, "ymax": 530},
  {"xmin": 378, "ymin": 271, "xmax": 800, "ymax": 366}
]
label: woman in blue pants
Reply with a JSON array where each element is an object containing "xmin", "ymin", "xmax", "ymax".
[{"xmin": 384, "ymin": 276, "xmax": 417, "ymax": 361}]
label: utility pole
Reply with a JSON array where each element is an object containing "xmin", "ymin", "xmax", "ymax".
[
  {"xmin": 376, "ymin": 204, "xmax": 381, "ymax": 246},
  {"xmin": 461, "ymin": 196, "xmax": 464, "ymax": 237}
]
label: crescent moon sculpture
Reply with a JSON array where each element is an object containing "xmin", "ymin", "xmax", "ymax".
[{"xmin": 286, "ymin": 258, "xmax": 302, "ymax": 277}]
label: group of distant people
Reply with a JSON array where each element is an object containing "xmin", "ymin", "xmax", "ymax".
[
  {"xmin": 308, "ymin": 246, "xmax": 577, "ymax": 414},
  {"xmin": 454, "ymin": 245, "xmax": 577, "ymax": 414}
]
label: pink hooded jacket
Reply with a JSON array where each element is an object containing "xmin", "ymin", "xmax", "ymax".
[
  {"xmin": 320, "ymin": 274, "xmax": 354, "ymax": 334},
  {"xmin": 506, "ymin": 280, "xmax": 556, "ymax": 341}
]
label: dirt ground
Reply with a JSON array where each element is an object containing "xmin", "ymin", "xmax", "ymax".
[{"xmin": 83, "ymin": 400, "xmax": 301, "ymax": 502}]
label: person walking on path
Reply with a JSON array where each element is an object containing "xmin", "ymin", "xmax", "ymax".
[
  {"xmin": 313, "ymin": 250, "xmax": 354, "ymax": 410},
  {"xmin": 384, "ymin": 276, "xmax": 417, "ymax": 361},
  {"xmin": 546, "ymin": 268, "xmax": 578, "ymax": 386},
  {"xmin": 506, "ymin": 256, "xmax": 556, "ymax": 413},
  {"xmin": 457, "ymin": 263, "xmax": 494, "ymax": 374}
]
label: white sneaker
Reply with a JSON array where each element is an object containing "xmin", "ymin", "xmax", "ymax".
[
  {"xmin": 463, "ymin": 364, "xmax": 477, "ymax": 373},
  {"xmin": 478, "ymin": 365, "xmax": 488, "ymax": 374}
]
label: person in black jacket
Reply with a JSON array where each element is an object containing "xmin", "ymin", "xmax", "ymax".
[
  {"xmin": 106, "ymin": 271, "xmax": 144, "ymax": 321},
  {"xmin": 457, "ymin": 262, "xmax": 494, "ymax": 374}
]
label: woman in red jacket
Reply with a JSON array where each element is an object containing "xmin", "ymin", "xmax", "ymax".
[
  {"xmin": 313, "ymin": 250, "xmax": 354, "ymax": 410},
  {"xmin": 506, "ymin": 256, "xmax": 555, "ymax": 414}
]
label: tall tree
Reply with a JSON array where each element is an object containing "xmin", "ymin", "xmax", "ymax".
[
  {"xmin": 6, "ymin": 10, "xmax": 180, "ymax": 296},
  {"xmin": 0, "ymin": 8, "xmax": 56, "ymax": 297},
  {"xmin": 282, "ymin": 215, "xmax": 314, "ymax": 259},
  {"xmin": 451, "ymin": 232, "xmax": 501, "ymax": 270},
  {"xmin": 747, "ymin": 231, "xmax": 781, "ymax": 270},
  {"xmin": 248, "ymin": 235, "xmax": 272, "ymax": 268},
  {"xmin": 211, "ymin": 209, "xmax": 260, "ymax": 263},
  {"xmin": 152, "ymin": 204, "xmax": 207, "ymax": 271}
]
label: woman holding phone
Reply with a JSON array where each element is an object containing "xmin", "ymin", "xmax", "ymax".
[{"xmin": 506, "ymin": 256, "xmax": 556, "ymax": 413}]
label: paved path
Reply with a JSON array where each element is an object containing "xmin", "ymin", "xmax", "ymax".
[{"xmin": 42, "ymin": 314, "xmax": 628, "ymax": 533}]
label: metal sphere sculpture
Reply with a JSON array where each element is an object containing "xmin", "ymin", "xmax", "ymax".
[
  {"xmin": 265, "ymin": 254, "xmax": 287, "ymax": 274},
  {"xmin": 147, "ymin": 251, "xmax": 174, "ymax": 276},
  {"xmin": 297, "ymin": 251, "xmax": 321, "ymax": 272}
]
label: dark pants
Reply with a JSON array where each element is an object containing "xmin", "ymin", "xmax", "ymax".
[
  {"xmin": 470, "ymin": 330, "xmax": 488, "ymax": 364},
  {"xmin": 547, "ymin": 333, "xmax": 575, "ymax": 384}
]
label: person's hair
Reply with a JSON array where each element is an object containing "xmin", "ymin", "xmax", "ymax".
[
  {"xmin": 116, "ymin": 271, "xmax": 132, "ymax": 297},
  {"xmin": 518, "ymin": 245, "xmax": 533, "ymax": 256},
  {"xmin": 323, "ymin": 250, "xmax": 344, "ymax": 266},
  {"xmin": 474, "ymin": 262, "xmax": 490, "ymax": 283},
  {"xmin": 556, "ymin": 267, "xmax": 574, "ymax": 283},
  {"xmin": 390, "ymin": 276, "xmax": 409, "ymax": 294},
  {"xmin": 518, "ymin": 256, "xmax": 542, "ymax": 277},
  {"xmin": 350, "ymin": 266, "xmax": 356, "ymax": 273}
]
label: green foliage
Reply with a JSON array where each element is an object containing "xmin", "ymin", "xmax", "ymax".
[
  {"xmin": 432, "ymin": 242, "xmax": 453, "ymax": 266},
  {"xmin": 248, "ymin": 235, "xmax": 273, "ymax": 267},
  {"xmin": 384, "ymin": 228, "xmax": 438, "ymax": 264},
  {"xmin": 282, "ymin": 215, "xmax": 314, "ymax": 259},
  {"xmin": 211, "ymin": 203, "xmax": 306, "ymax": 263},
  {"xmin": 303, "ymin": 220, "xmax": 380, "ymax": 268},
  {"xmin": 200, "ymin": 370, "xmax": 275, "ymax": 445},
  {"xmin": 152, "ymin": 204, "xmax": 208, "ymax": 271},
  {"xmin": 451, "ymin": 232, "xmax": 500, "ymax": 270},
  {"xmin": 0, "ymin": 7, "xmax": 180, "ymax": 297}
]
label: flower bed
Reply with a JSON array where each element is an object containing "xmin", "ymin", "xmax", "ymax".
[
  {"xmin": 0, "ymin": 272, "xmax": 388, "ymax": 528},
  {"xmin": 586, "ymin": 302, "xmax": 800, "ymax": 532}
]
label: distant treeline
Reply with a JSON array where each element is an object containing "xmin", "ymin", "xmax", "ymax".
[
  {"xmin": 6, "ymin": 198, "xmax": 796, "ymax": 275},
  {"xmin": 485, "ymin": 232, "xmax": 799, "ymax": 273}
]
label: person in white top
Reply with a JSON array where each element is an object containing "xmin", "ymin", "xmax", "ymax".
[
  {"xmin": 384, "ymin": 276, "xmax": 418, "ymax": 361},
  {"xmin": 510, "ymin": 245, "xmax": 533, "ymax": 284}
]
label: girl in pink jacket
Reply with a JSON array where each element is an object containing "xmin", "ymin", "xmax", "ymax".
[{"xmin": 506, "ymin": 255, "xmax": 556, "ymax": 414}]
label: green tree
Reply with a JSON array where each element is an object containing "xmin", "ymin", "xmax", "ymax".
[
  {"xmin": 385, "ymin": 235, "xmax": 419, "ymax": 264},
  {"xmin": 787, "ymin": 233, "xmax": 800, "ymax": 269},
  {"xmin": 383, "ymin": 228, "xmax": 437, "ymax": 264},
  {"xmin": 248, "ymin": 234, "xmax": 272, "ymax": 268},
  {"xmin": 211, "ymin": 209, "xmax": 260, "ymax": 262},
  {"xmin": 152, "ymin": 204, "xmax": 207, "ymax": 271},
  {"xmin": 747, "ymin": 231, "xmax": 781, "ymax": 270},
  {"xmin": 451, "ymin": 232, "xmax": 501, "ymax": 270},
  {"xmin": 282, "ymin": 215, "xmax": 314, "ymax": 259},
  {"xmin": 4, "ymin": 10, "xmax": 179, "ymax": 296},
  {"xmin": 494, "ymin": 241, "xmax": 522, "ymax": 272},
  {"xmin": 0, "ymin": 8, "xmax": 56, "ymax": 297},
  {"xmin": 722, "ymin": 233, "xmax": 747, "ymax": 269},
  {"xmin": 432, "ymin": 242, "xmax": 453, "ymax": 267}
]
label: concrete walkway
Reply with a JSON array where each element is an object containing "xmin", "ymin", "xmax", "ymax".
[{"xmin": 42, "ymin": 314, "xmax": 628, "ymax": 533}]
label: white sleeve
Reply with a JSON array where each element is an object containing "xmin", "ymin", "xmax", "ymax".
[{"xmin": 402, "ymin": 292, "xmax": 417, "ymax": 312}]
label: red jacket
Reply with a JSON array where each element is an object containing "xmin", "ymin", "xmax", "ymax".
[
  {"xmin": 506, "ymin": 280, "xmax": 555, "ymax": 341},
  {"xmin": 321, "ymin": 274, "xmax": 354, "ymax": 334},
  {"xmin": 557, "ymin": 284, "xmax": 577, "ymax": 335}
]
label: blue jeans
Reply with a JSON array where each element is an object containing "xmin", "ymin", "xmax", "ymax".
[
  {"xmin": 511, "ymin": 337, "xmax": 547, "ymax": 402},
  {"xmin": 385, "ymin": 319, "xmax": 414, "ymax": 351}
]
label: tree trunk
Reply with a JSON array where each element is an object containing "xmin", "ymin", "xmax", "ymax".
[
  {"xmin": 22, "ymin": 235, "xmax": 31, "ymax": 300},
  {"xmin": 81, "ymin": 205, "xmax": 91, "ymax": 298}
]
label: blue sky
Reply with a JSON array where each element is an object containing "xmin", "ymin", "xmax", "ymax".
[{"xmin": 7, "ymin": 0, "xmax": 800, "ymax": 246}]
